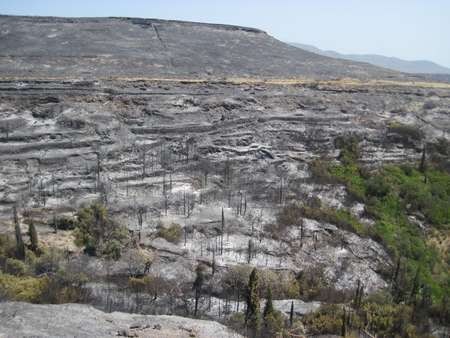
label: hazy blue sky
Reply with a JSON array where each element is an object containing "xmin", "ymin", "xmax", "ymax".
[{"xmin": 1, "ymin": 0, "xmax": 449, "ymax": 67}]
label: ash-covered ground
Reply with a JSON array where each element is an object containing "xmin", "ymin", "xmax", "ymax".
[{"xmin": 1, "ymin": 78, "xmax": 449, "ymax": 318}]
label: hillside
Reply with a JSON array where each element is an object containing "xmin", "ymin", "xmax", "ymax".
[
  {"xmin": 0, "ymin": 15, "xmax": 415, "ymax": 80},
  {"xmin": 0, "ymin": 15, "xmax": 449, "ymax": 338}
]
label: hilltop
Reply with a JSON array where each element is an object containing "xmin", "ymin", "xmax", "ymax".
[{"xmin": 0, "ymin": 15, "xmax": 415, "ymax": 81}]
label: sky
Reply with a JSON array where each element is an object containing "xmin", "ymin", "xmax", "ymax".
[{"xmin": 1, "ymin": 0, "xmax": 449, "ymax": 68}]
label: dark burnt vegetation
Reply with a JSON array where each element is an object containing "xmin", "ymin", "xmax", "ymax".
[{"xmin": 387, "ymin": 121, "xmax": 424, "ymax": 147}]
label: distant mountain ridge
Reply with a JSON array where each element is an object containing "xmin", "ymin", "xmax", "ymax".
[{"xmin": 289, "ymin": 42, "xmax": 450, "ymax": 75}]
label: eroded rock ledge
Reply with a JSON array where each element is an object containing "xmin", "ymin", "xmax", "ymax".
[{"xmin": 0, "ymin": 301, "xmax": 243, "ymax": 338}]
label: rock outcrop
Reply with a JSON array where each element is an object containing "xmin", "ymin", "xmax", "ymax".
[
  {"xmin": 0, "ymin": 302, "xmax": 243, "ymax": 338},
  {"xmin": 0, "ymin": 77, "xmax": 448, "ymax": 295}
]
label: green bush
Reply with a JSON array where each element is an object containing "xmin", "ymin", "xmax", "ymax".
[
  {"xmin": 328, "ymin": 159, "xmax": 450, "ymax": 304},
  {"xmin": 362, "ymin": 302, "xmax": 414, "ymax": 336},
  {"xmin": 279, "ymin": 203, "xmax": 367, "ymax": 237},
  {"xmin": 335, "ymin": 135, "xmax": 361, "ymax": 165},
  {"xmin": 309, "ymin": 159, "xmax": 336, "ymax": 184},
  {"xmin": 73, "ymin": 203, "xmax": 129, "ymax": 259},
  {"xmin": 32, "ymin": 248, "xmax": 62, "ymax": 275},
  {"xmin": 270, "ymin": 203, "xmax": 305, "ymax": 239},
  {"xmin": 387, "ymin": 122, "xmax": 424, "ymax": 144},
  {"xmin": 0, "ymin": 267, "xmax": 89, "ymax": 304},
  {"xmin": 328, "ymin": 163, "xmax": 366, "ymax": 200},
  {"xmin": 39, "ymin": 268, "xmax": 90, "ymax": 304},
  {"xmin": 296, "ymin": 267, "xmax": 329, "ymax": 301},
  {"xmin": 311, "ymin": 134, "xmax": 450, "ymax": 326},
  {"xmin": 0, "ymin": 273, "xmax": 49, "ymax": 302},
  {"xmin": 156, "ymin": 223, "xmax": 182, "ymax": 244},
  {"xmin": 0, "ymin": 235, "xmax": 17, "ymax": 270},
  {"xmin": 262, "ymin": 310, "xmax": 285, "ymax": 337},
  {"xmin": 4, "ymin": 258, "xmax": 27, "ymax": 276},
  {"xmin": 366, "ymin": 176, "xmax": 390, "ymax": 198},
  {"xmin": 302, "ymin": 304, "xmax": 344, "ymax": 335},
  {"xmin": 48, "ymin": 216, "xmax": 77, "ymax": 230},
  {"xmin": 303, "ymin": 299, "xmax": 435, "ymax": 337},
  {"xmin": 427, "ymin": 139, "xmax": 450, "ymax": 172}
]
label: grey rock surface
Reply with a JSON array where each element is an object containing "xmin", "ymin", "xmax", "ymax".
[
  {"xmin": 0, "ymin": 78, "xmax": 448, "ymax": 295},
  {"xmin": 0, "ymin": 302, "xmax": 243, "ymax": 338},
  {"xmin": 0, "ymin": 15, "xmax": 417, "ymax": 80}
]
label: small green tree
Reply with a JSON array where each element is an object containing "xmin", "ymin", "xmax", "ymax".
[
  {"xmin": 341, "ymin": 307, "xmax": 347, "ymax": 337},
  {"xmin": 419, "ymin": 146, "xmax": 427, "ymax": 173},
  {"xmin": 246, "ymin": 268, "xmax": 261, "ymax": 337},
  {"xmin": 193, "ymin": 263, "xmax": 205, "ymax": 317},
  {"xmin": 73, "ymin": 203, "xmax": 128, "ymax": 259},
  {"xmin": 28, "ymin": 221, "xmax": 39, "ymax": 253},
  {"xmin": 262, "ymin": 286, "xmax": 285, "ymax": 337},
  {"xmin": 13, "ymin": 206, "xmax": 25, "ymax": 260},
  {"xmin": 263, "ymin": 286, "xmax": 274, "ymax": 318},
  {"xmin": 353, "ymin": 279, "xmax": 364, "ymax": 310},
  {"xmin": 156, "ymin": 223, "xmax": 182, "ymax": 244},
  {"xmin": 247, "ymin": 239, "xmax": 253, "ymax": 264}
]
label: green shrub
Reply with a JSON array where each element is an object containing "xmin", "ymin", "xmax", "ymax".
[
  {"xmin": 0, "ymin": 273, "xmax": 49, "ymax": 302},
  {"xmin": 39, "ymin": 268, "xmax": 90, "ymax": 304},
  {"xmin": 362, "ymin": 301, "xmax": 428, "ymax": 337},
  {"xmin": 49, "ymin": 216, "xmax": 77, "ymax": 230},
  {"xmin": 302, "ymin": 304, "xmax": 343, "ymax": 335},
  {"xmin": 32, "ymin": 247, "xmax": 62, "ymax": 275},
  {"xmin": 366, "ymin": 176, "xmax": 390, "ymax": 198},
  {"xmin": 322, "ymin": 141, "xmax": 450, "ymax": 306},
  {"xmin": 270, "ymin": 203, "xmax": 305, "ymax": 239},
  {"xmin": 0, "ymin": 267, "xmax": 89, "ymax": 304},
  {"xmin": 309, "ymin": 159, "xmax": 336, "ymax": 184},
  {"xmin": 295, "ymin": 268, "xmax": 351, "ymax": 303},
  {"xmin": 4, "ymin": 258, "xmax": 27, "ymax": 276},
  {"xmin": 73, "ymin": 203, "xmax": 129, "ymax": 259},
  {"xmin": 156, "ymin": 223, "xmax": 182, "ymax": 244},
  {"xmin": 328, "ymin": 163, "xmax": 366, "ymax": 200},
  {"xmin": 262, "ymin": 310, "xmax": 285, "ymax": 337},
  {"xmin": 331, "ymin": 162, "xmax": 450, "ymax": 304},
  {"xmin": 303, "ymin": 300, "xmax": 433, "ymax": 337},
  {"xmin": 279, "ymin": 203, "xmax": 367, "ymax": 237},
  {"xmin": 0, "ymin": 234, "xmax": 16, "ymax": 258},
  {"xmin": 387, "ymin": 122, "xmax": 424, "ymax": 144},
  {"xmin": 309, "ymin": 132, "xmax": 450, "ymax": 324},
  {"xmin": 426, "ymin": 139, "xmax": 450, "ymax": 173},
  {"xmin": 335, "ymin": 135, "xmax": 361, "ymax": 165},
  {"xmin": 28, "ymin": 222, "xmax": 39, "ymax": 253}
]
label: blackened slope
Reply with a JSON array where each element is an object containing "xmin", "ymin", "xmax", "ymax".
[{"xmin": 0, "ymin": 15, "xmax": 411, "ymax": 80}]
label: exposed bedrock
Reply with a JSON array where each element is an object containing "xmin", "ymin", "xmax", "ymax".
[
  {"xmin": 0, "ymin": 302, "xmax": 243, "ymax": 338},
  {"xmin": 0, "ymin": 79, "xmax": 448, "ymax": 295}
]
